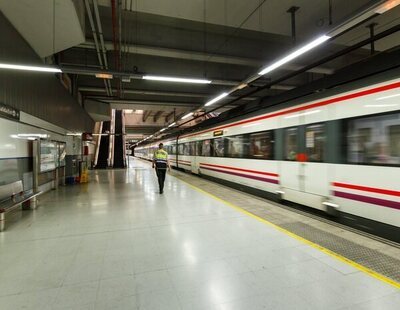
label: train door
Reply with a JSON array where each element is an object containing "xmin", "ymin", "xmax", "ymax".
[
  {"xmin": 280, "ymin": 127, "xmax": 303, "ymax": 193},
  {"xmin": 191, "ymin": 141, "xmax": 200, "ymax": 174}
]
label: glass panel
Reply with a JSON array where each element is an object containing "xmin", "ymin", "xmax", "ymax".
[
  {"xmin": 178, "ymin": 144, "xmax": 184, "ymax": 155},
  {"xmin": 249, "ymin": 131, "xmax": 274, "ymax": 159},
  {"xmin": 188, "ymin": 142, "xmax": 195, "ymax": 156},
  {"xmin": 306, "ymin": 124, "xmax": 325, "ymax": 162},
  {"xmin": 347, "ymin": 113, "xmax": 400, "ymax": 165},
  {"xmin": 201, "ymin": 140, "xmax": 211, "ymax": 157},
  {"xmin": 226, "ymin": 135, "xmax": 247, "ymax": 158},
  {"xmin": 285, "ymin": 128, "xmax": 298, "ymax": 161},
  {"xmin": 197, "ymin": 141, "xmax": 203, "ymax": 156},
  {"xmin": 213, "ymin": 138, "xmax": 225, "ymax": 157}
]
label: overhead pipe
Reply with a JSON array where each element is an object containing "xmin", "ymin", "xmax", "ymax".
[
  {"xmin": 93, "ymin": 0, "xmax": 113, "ymax": 95},
  {"xmin": 84, "ymin": 0, "xmax": 111, "ymax": 96},
  {"xmin": 110, "ymin": 0, "xmax": 120, "ymax": 70}
]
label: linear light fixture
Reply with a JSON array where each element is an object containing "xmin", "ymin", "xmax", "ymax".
[
  {"xmin": 143, "ymin": 75, "xmax": 211, "ymax": 84},
  {"xmin": 168, "ymin": 122, "xmax": 176, "ymax": 127},
  {"xmin": 181, "ymin": 112, "xmax": 194, "ymax": 119},
  {"xmin": 258, "ymin": 35, "xmax": 331, "ymax": 76},
  {"xmin": 205, "ymin": 92, "xmax": 229, "ymax": 107},
  {"xmin": 160, "ymin": 128, "xmax": 167, "ymax": 132},
  {"xmin": 0, "ymin": 63, "xmax": 62, "ymax": 73},
  {"xmin": 375, "ymin": 0, "xmax": 400, "ymax": 14}
]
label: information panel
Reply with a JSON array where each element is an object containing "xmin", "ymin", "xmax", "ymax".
[
  {"xmin": 40, "ymin": 140, "xmax": 58, "ymax": 172},
  {"xmin": 58, "ymin": 142, "xmax": 66, "ymax": 167}
]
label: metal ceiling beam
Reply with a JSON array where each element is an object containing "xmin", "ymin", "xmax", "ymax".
[
  {"xmin": 142, "ymin": 110, "xmax": 151, "ymax": 122},
  {"xmin": 86, "ymin": 97, "xmax": 239, "ymax": 109},
  {"xmin": 79, "ymin": 41, "xmax": 334, "ymax": 75},
  {"xmin": 165, "ymin": 111, "xmax": 174, "ymax": 122},
  {"xmin": 78, "ymin": 86, "xmax": 291, "ymax": 99},
  {"xmin": 153, "ymin": 111, "xmax": 163, "ymax": 122}
]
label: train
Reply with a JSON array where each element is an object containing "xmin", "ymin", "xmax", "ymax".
[{"xmin": 135, "ymin": 72, "xmax": 400, "ymax": 243}]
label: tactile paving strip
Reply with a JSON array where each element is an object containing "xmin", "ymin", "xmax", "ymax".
[
  {"xmin": 174, "ymin": 171, "xmax": 400, "ymax": 284},
  {"xmin": 281, "ymin": 222, "xmax": 400, "ymax": 283}
]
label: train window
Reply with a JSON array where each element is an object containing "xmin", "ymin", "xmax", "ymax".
[
  {"xmin": 226, "ymin": 135, "xmax": 247, "ymax": 158},
  {"xmin": 178, "ymin": 144, "xmax": 184, "ymax": 155},
  {"xmin": 249, "ymin": 131, "xmax": 274, "ymax": 159},
  {"xmin": 196, "ymin": 141, "xmax": 203, "ymax": 156},
  {"xmin": 172, "ymin": 144, "xmax": 177, "ymax": 155},
  {"xmin": 187, "ymin": 142, "xmax": 195, "ymax": 156},
  {"xmin": 284, "ymin": 128, "xmax": 298, "ymax": 161},
  {"xmin": 347, "ymin": 112, "xmax": 400, "ymax": 165},
  {"xmin": 306, "ymin": 124, "xmax": 325, "ymax": 162},
  {"xmin": 201, "ymin": 140, "xmax": 211, "ymax": 156},
  {"xmin": 183, "ymin": 143, "xmax": 190, "ymax": 156},
  {"xmin": 213, "ymin": 138, "xmax": 225, "ymax": 157}
]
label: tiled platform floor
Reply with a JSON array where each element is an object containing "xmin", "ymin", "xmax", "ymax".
[{"xmin": 0, "ymin": 159, "xmax": 398, "ymax": 309}]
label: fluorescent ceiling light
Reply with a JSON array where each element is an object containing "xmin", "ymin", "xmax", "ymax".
[
  {"xmin": 160, "ymin": 128, "xmax": 167, "ymax": 132},
  {"xmin": 181, "ymin": 112, "xmax": 194, "ymax": 119},
  {"xmin": 205, "ymin": 92, "xmax": 229, "ymax": 107},
  {"xmin": 258, "ymin": 35, "xmax": 331, "ymax": 76},
  {"xmin": 168, "ymin": 122, "xmax": 176, "ymax": 127},
  {"xmin": 143, "ymin": 75, "xmax": 211, "ymax": 84},
  {"xmin": 376, "ymin": 93, "xmax": 400, "ymax": 101},
  {"xmin": 0, "ymin": 63, "xmax": 61, "ymax": 73},
  {"xmin": 375, "ymin": 0, "xmax": 400, "ymax": 14}
]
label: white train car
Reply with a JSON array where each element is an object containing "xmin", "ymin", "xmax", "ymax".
[{"xmin": 135, "ymin": 75, "xmax": 400, "ymax": 242}]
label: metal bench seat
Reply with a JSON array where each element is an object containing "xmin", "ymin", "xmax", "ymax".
[{"xmin": 0, "ymin": 181, "xmax": 42, "ymax": 231}]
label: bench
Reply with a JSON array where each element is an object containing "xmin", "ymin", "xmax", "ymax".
[{"xmin": 0, "ymin": 181, "xmax": 42, "ymax": 231}]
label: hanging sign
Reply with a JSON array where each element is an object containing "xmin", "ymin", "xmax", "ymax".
[
  {"xmin": 0, "ymin": 102, "xmax": 20, "ymax": 121},
  {"xmin": 213, "ymin": 130, "xmax": 224, "ymax": 137}
]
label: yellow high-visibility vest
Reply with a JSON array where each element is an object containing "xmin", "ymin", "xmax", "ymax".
[{"xmin": 153, "ymin": 149, "xmax": 168, "ymax": 164}]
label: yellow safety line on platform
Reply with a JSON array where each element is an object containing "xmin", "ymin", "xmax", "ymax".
[{"xmin": 174, "ymin": 175, "xmax": 400, "ymax": 290}]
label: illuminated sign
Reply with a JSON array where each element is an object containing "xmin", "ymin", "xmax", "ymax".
[
  {"xmin": 213, "ymin": 130, "xmax": 224, "ymax": 137},
  {"xmin": 0, "ymin": 102, "xmax": 20, "ymax": 121}
]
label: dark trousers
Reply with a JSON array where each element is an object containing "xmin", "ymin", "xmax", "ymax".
[{"xmin": 156, "ymin": 168, "xmax": 167, "ymax": 192}]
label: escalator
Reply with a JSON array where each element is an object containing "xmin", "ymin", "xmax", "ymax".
[
  {"xmin": 96, "ymin": 121, "xmax": 110, "ymax": 169},
  {"xmin": 113, "ymin": 110, "xmax": 125, "ymax": 168}
]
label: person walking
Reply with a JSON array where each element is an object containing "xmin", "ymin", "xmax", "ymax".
[{"xmin": 152, "ymin": 143, "xmax": 170, "ymax": 194}]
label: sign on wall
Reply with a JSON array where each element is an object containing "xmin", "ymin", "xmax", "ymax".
[{"xmin": 0, "ymin": 102, "xmax": 20, "ymax": 121}]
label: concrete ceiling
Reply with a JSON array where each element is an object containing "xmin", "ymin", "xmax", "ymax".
[
  {"xmin": 0, "ymin": 0, "xmax": 85, "ymax": 57},
  {"xmin": 4, "ymin": 0, "xmax": 400, "ymax": 139}
]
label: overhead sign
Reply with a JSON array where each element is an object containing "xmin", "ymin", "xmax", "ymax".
[
  {"xmin": 213, "ymin": 130, "xmax": 224, "ymax": 137},
  {"xmin": 0, "ymin": 102, "xmax": 20, "ymax": 121}
]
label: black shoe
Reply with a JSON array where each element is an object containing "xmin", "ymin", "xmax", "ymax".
[{"xmin": 160, "ymin": 190, "xmax": 163, "ymax": 194}]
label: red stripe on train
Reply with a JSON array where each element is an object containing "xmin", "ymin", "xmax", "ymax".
[
  {"xmin": 183, "ymin": 81, "xmax": 400, "ymax": 138},
  {"xmin": 200, "ymin": 163, "xmax": 278, "ymax": 177},
  {"xmin": 333, "ymin": 182, "xmax": 400, "ymax": 197}
]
